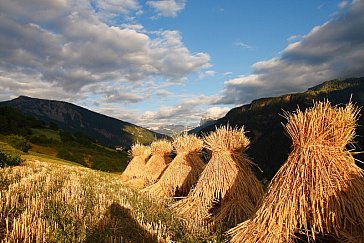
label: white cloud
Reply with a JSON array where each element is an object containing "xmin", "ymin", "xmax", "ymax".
[
  {"xmin": 338, "ymin": 0, "xmax": 349, "ymax": 8},
  {"xmin": 205, "ymin": 70, "xmax": 217, "ymax": 76},
  {"xmin": 218, "ymin": 0, "xmax": 364, "ymax": 105},
  {"xmin": 202, "ymin": 107, "xmax": 230, "ymax": 120},
  {"xmin": 87, "ymin": 0, "xmax": 142, "ymax": 22},
  {"xmin": 0, "ymin": 0, "xmax": 210, "ymax": 101},
  {"xmin": 235, "ymin": 41, "xmax": 253, "ymax": 50},
  {"xmin": 223, "ymin": 72, "xmax": 233, "ymax": 76},
  {"xmin": 147, "ymin": 0, "xmax": 186, "ymax": 17},
  {"xmin": 96, "ymin": 0, "xmax": 140, "ymax": 15},
  {"xmin": 120, "ymin": 23, "xmax": 144, "ymax": 30},
  {"xmin": 198, "ymin": 70, "xmax": 217, "ymax": 79},
  {"xmin": 103, "ymin": 91, "xmax": 146, "ymax": 103},
  {"xmin": 287, "ymin": 34, "xmax": 301, "ymax": 43},
  {"xmin": 93, "ymin": 105, "xmax": 142, "ymax": 124},
  {"xmin": 130, "ymin": 95, "xmax": 220, "ymax": 127},
  {"xmin": 155, "ymin": 89, "xmax": 173, "ymax": 97}
]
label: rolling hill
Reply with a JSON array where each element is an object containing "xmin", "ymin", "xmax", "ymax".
[
  {"xmin": 0, "ymin": 96, "xmax": 166, "ymax": 147},
  {"xmin": 191, "ymin": 77, "xmax": 364, "ymax": 180}
]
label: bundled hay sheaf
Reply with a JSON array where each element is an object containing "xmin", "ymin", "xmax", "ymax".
[
  {"xmin": 228, "ymin": 101, "xmax": 364, "ymax": 243},
  {"xmin": 121, "ymin": 144, "xmax": 151, "ymax": 182},
  {"xmin": 173, "ymin": 126, "xmax": 263, "ymax": 229},
  {"xmin": 142, "ymin": 140, "xmax": 173, "ymax": 184},
  {"xmin": 144, "ymin": 134, "xmax": 205, "ymax": 197}
]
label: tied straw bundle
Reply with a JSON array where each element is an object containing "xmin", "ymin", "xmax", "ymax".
[
  {"xmin": 228, "ymin": 101, "xmax": 364, "ymax": 243},
  {"xmin": 173, "ymin": 125, "xmax": 263, "ymax": 229},
  {"xmin": 144, "ymin": 134, "xmax": 205, "ymax": 197},
  {"xmin": 143, "ymin": 140, "xmax": 173, "ymax": 184},
  {"xmin": 121, "ymin": 144, "xmax": 151, "ymax": 182}
]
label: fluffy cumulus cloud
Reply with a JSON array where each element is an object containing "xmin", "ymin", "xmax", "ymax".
[
  {"xmin": 147, "ymin": 0, "xmax": 186, "ymax": 17},
  {"xmin": 0, "ymin": 0, "xmax": 209, "ymax": 102},
  {"xmin": 94, "ymin": 0, "xmax": 141, "ymax": 18},
  {"xmin": 128, "ymin": 95, "xmax": 220, "ymax": 128},
  {"xmin": 218, "ymin": 0, "xmax": 364, "ymax": 105},
  {"xmin": 201, "ymin": 107, "xmax": 230, "ymax": 120}
]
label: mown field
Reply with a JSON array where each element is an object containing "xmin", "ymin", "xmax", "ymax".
[{"xmin": 0, "ymin": 154, "xmax": 218, "ymax": 242}]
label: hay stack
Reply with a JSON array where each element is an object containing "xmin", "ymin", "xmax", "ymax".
[
  {"xmin": 228, "ymin": 101, "xmax": 364, "ymax": 243},
  {"xmin": 121, "ymin": 144, "xmax": 151, "ymax": 182},
  {"xmin": 144, "ymin": 134, "xmax": 205, "ymax": 197},
  {"xmin": 124, "ymin": 178, "xmax": 147, "ymax": 189},
  {"xmin": 173, "ymin": 126, "xmax": 263, "ymax": 228},
  {"xmin": 143, "ymin": 140, "xmax": 172, "ymax": 184}
]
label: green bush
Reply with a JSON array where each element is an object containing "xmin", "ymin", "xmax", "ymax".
[
  {"xmin": 30, "ymin": 135, "xmax": 55, "ymax": 146},
  {"xmin": 7, "ymin": 135, "xmax": 31, "ymax": 152},
  {"xmin": 0, "ymin": 151, "xmax": 22, "ymax": 167}
]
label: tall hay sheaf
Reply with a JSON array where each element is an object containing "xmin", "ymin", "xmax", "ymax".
[
  {"xmin": 143, "ymin": 140, "xmax": 172, "ymax": 184},
  {"xmin": 173, "ymin": 126, "xmax": 263, "ymax": 228},
  {"xmin": 121, "ymin": 144, "xmax": 151, "ymax": 182},
  {"xmin": 228, "ymin": 101, "xmax": 364, "ymax": 243},
  {"xmin": 144, "ymin": 134, "xmax": 205, "ymax": 197}
]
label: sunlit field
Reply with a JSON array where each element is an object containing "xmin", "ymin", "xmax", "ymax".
[{"xmin": 0, "ymin": 158, "xmax": 212, "ymax": 242}]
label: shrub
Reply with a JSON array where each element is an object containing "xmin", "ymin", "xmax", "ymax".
[
  {"xmin": 7, "ymin": 135, "xmax": 31, "ymax": 152},
  {"xmin": 0, "ymin": 151, "xmax": 22, "ymax": 167},
  {"xmin": 30, "ymin": 135, "xmax": 55, "ymax": 146}
]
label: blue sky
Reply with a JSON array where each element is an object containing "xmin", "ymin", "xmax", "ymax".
[{"xmin": 0, "ymin": 0, "xmax": 363, "ymax": 129}]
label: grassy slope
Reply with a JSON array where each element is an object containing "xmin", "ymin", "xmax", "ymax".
[
  {"xmin": 0, "ymin": 154, "xmax": 216, "ymax": 242},
  {"xmin": 55, "ymin": 141, "xmax": 129, "ymax": 172},
  {"xmin": 0, "ymin": 105, "xmax": 131, "ymax": 173},
  {"xmin": 0, "ymin": 141, "xmax": 19, "ymax": 154},
  {"xmin": 31, "ymin": 128, "xmax": 62, "ymax": 142},
  {"xmin": 27, "ymin": 128, "xmax": 130, "ymax": 172}
]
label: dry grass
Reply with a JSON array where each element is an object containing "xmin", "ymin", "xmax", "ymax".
[
  {"xmin": 131, "ymin": 143, "xmax": 152, "ymax": 158},
  {"xmin": 0, "ymin": 158, "xmax": 204, "ymax": 242},
  {"xmin": 121, "ymin": 144, "xmax": 151, "ymax": 182},
  {"xmin": 144, "ymin": 134, "xmax": 205, "ymax": 197},
  {"xmin": 29, "ymin": 144, "xmax": 58, "ymax": 157},
  {"xmin": 228, "ymin": 101, "xmax": 364, "ymax": 243},
  {"xmin": 143, "ymin": 140, "xmax": 173, "ymax": 184},
  {"xmin": 173, "ymin": 126, "xmax": 263, "ymax": 230}
]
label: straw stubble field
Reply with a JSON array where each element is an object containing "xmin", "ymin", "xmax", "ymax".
[
  {"xmin": 0, "ymin": 158, "xmax": 212, "ymax": 243},
  {"xmin": 3, "ymin": 101, "xmax": 364, "ymax": 243}
]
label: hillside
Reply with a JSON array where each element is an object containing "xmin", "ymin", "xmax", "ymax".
[
  {"xmin": 0, "ymin": 105, "xmax": 130, "ymax": 172},
  {"xmin": 192, "ymin": 77, "xmax": 364, "ymax": 180},
  {"xmin": 0, "ymin": 96, "xmax": 166, "ymax": 147}
]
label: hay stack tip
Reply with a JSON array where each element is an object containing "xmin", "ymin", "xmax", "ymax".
[
  {"xmin": 130, "ymin": 143, "xmax": 151, "ymax": 158},
  {"xmin": 203, "ymin": 125, "xmax": 250, "ymax": 153},
  {"xmin": 151, "ymin": 139, "xmax": 172, "ymax": 155},
  {"xmin": 173, "ymin": 134, "xmax": 203, "ymax": 153}
]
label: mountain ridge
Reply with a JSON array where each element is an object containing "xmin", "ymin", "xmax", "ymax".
[
  {"xmin": 0, "ymin": 96, "xmax": 166, "ymax": 147},
  {"xmin": 190, "ymin": 77, "xmax": 364, "ymax": 180}
]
